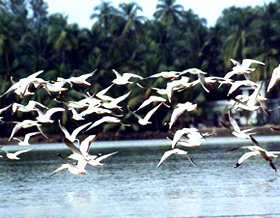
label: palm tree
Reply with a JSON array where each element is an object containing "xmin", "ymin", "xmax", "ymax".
[
  {"xmin": 117, "ymin": 2, "xmax": 145, "ymax": 37},
  {"xmin": 252, "ymin": 2, "xmax": 280, "ymax": 81},
  {"xmin": 217, "ymin": 6, "xmax": 259, "ymax": 67},
  {"xmin": 153, "ymin": 0, "xmax": 184, "ymax": 27},
  {"xmin": 90, "ymin": 1, "xmax": 117, "ymax": 31},
  {"xmin": 47, "ymin": 14, "xmax": 80, "ymax": 76}
]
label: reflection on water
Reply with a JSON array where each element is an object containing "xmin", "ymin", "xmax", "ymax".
[{"xmin": 0, "ymin": 140, "xmax": 280, "ymax": 217}]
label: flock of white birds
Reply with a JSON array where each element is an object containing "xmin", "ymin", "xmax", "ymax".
[{"xmin": 0, "ymin": 58, "xmax": 280, "ymax": 175}]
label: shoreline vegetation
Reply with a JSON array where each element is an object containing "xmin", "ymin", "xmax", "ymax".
[
  {"xmin": 0, "ymin": 0, "xmax": 279, "ymax": 150},
  {"xmin": 1, "ymin": 125, "xmax": 279, "ymax": 145}
]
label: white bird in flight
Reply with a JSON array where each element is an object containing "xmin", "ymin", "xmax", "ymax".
[
  {"xmin": 86, "ymin": 116, "xmax": 122, "ymax": 132},
  {"xmin": 221, "ymin": 110, "xmax": 260, "ymax": 146},
  {"xmin": 231, "ymin": 82, "xmax": 268, "ymax": 115},
  {"xmin": 12, "ymin": 100, "xmax": 48, "ymax": 114},
  {"xmin": 35, "ymin": 107, "xmax": 65, "ymax": 124},
  {"xmin": 182, "ymin": 68, "xmax": 209, "ymax": 92},
  {"xmin": 169, "ymin": 102, "xmax": 197, "ymax": 129},
  {"xmin": 134, "ymin": 95, "xmax": 167, "ymax": 112},
  {"xmin": 62, "ymin": 136, "xmax": 118, "ymax": 167},
  {"xmin": 0, "ymin": 104, "xmax": 12, "ymax": 120},
  {"xmin": 43, "ymin": 81, "xmax": 68, "ymax": 94},
  {"xmin": 157, "ymin": 148, "xmax": 196, "ymax": 167},
  {"xmin": 171, "ymin": 128, "xmax": 200, "ymax": 149},
  {"xmin": 86, "ymin": 151, "xmax": 119, "ymax": 167},
  {"xmin": 13, "ymin": 132, "xmax": 40, "ymax": 146},
  {"xmin": 227, "ymin": 145, "xmax": 280, "ymax": 172},
  {"xmin": 267, "ymin": 64, "xmax": 280, "ymax": 92},
  {"xmin": 0, "ymin": 147, "xmax": 32, "ymax": 160},
  {"xmin": 101, "ymin": 91, "xmax": 131, "ymax": 110},
  {"xmin": 95, "ymin": 84, "xmax": 114, "ymax": 101},
  {"xmin": 9, "ymin": 120, "xmax": 47, "ymax": 141},
  {"xmin": 50, "ymin": 161, "xmax": 87, "ymax": 176},
  {"xmin": 59, "ymin": 120, "xmax": 92, "ymax": 143},
  {"xmin": 224, "ymin": 59, "xmax": 265, "ymax": 80},
  {"xmin": 227, "ymin": 80, "xmax": 258, "ymax": 96},
  {"xmin": 128, "ymin": 103, "xmax": 163, "ymax": 125},
  {"xmin": 166, "ymin": 76, "xmax": 192, "ymax": 101},
  {"xmin": 69, "ymin": 107, "xmax": 85, "ymax": 121},
  {"xmin": 112, "ymin": 69, "xmax": 143, "ymax": 85},
  {"xmin": 146, "ymin": 70, "xmax": 181, "ymax": 79},
  {"xmin": 63, "ymin": 137, "xmax": 92, "ymax": 162},
  {"xmin": 0, "ymin": 70, "xmax": 43, "ymax": 98},
  {"xmin": 57, "ymin": 69, "xmax": 96, "ymax": 87}
]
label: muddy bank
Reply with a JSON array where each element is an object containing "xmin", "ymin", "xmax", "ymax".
[{"xmin": 1, "ymin": 124, "xmax": 279, "ymax": 145}]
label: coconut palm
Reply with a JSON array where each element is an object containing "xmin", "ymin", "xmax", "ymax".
[
  {"xmin": 117, "ymin": 2, "xmax": 145, "ymax": 37},
  {"xmin": 153, "ymin": 0, "xmax": 184, "ymax": 27}
]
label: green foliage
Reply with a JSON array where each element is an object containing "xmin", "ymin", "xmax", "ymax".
[{"xmin": 0, "ymin": 0, "xmax": 279, "ymax": 134}]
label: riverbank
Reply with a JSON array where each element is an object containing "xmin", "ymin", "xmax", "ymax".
[{"xmin": 1, "ymin": 124, "xmax": 279, "ymax": 145}]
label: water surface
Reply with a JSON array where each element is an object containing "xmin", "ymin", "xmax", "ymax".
[{"xmin": 1, "ymin": 138, "xmax": 280, "ymax": 217}]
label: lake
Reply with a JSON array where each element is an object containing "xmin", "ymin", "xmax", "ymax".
[{"xmin": 1, "ymin": 136, "xmax": 280, "ymax": 217}]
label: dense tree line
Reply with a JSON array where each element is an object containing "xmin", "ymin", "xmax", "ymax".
[{"xmin": 0, "ymin": 0, "xmax": 279, "ymax": 137}]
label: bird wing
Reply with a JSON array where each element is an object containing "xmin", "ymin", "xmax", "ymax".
[
  {"xmin": 128, "ymin": 105, "xmax": 142, "ymax": 120},
  {"xmin": 248, "ymin": 83, "xmax": 263, "ymax": 107},
  {"xmin": 112, "ymin": 69, "xmax": 121, "ymax": 79},
  {"xmin": 0, "ymin": 104, "xmax": 11, "ymax": 114},
  {"xmin": 235, "ymin": 151, "xmax": 259, "ymax": 168},
  {"xmin": 135, "ymin": 96, "xmax": 166, "ymax": 112},
  {"xmin": 259, "ymin": 100, "xmax": 270, "ymax": 116},
  {"xmin": 93, "ymin": 151, "xmax": 118, "ymax": 163},
  {"xmin": 72, "ymin": 122, "xmax": 92, "ymax": 139},
  {"xmin": 198, "ymin": 74, "xmax": 210, "ymax": 93},
  {"xmin": 27, "ymin": 70, "xmax": 43, "ymax": 79},
  {"xmin": 58, "ymin": 120, "xmax": 71, "ymax": 139},
  {"xmin": 9, "ymin": 123, "xmax": 22, "ymax": 141},
  {"xmin": 184, "ymin": 153, "xmax": 197, "ymax": 167},
  {"xmin": 242, "ymin": 127, "xmax": 257, "ymax": 133},
  {"xmin": 35, "ymin": 108, "xmax": 45, "ymax": 117},
  {"xmin": 24, "ymin": 132, "xmax": 40, "ymax": 144},
  {"xmin": 64, "ymin": 138, "xmax": 83, "ymax": 156},
  {"xmin": 33, "ymin": 100, "xmax": 48, "ymax": 109},
  {"xmin": 267, "ymin": 65, "xmax": 280, "ymax": 92},
  {"xmin": 86, "ymin": 117, "xmax": 107, "ymax": 132},
  {"xmin": 172, "ymin": 128, "xmax": 190, "ymax": 149},
  {"xmin": 169, "ymin": 107, "xmax": 182, "ymax": 129},
  {"xmin": 269, "ymin": 161, "xmax": 277, "ymax": 172},
  {"xmin": 157, "ymin": 149, "xmax": 175, "ymax": 167},
  {"xmin": 50, "ymin": 164, "xmax": 68, "ymax": 177},
  {"xmin": 228, "ymin": 110, "xmax": 240, "ymax": 132},
  {"xmin": 220, "ymin": 121, "xmax": 232, "ymax": 130},
  {"xmin": 96, "ymin": 84, "xmax": 114, "ymax": 99},
  {"xmin": 224, "ymin": 70, "xmax": 237, "ymax": 80},
  {"xmin": 86, "ymin": 116, "xmax": 117, "ymax": 131},
  {"xmin": 227, "ymin": 81, "xmax": 244, "ymax": 95},
  {"xmin": 249, "ymin": 135, "xmax": 261, "ymax": 147},
  {"xmin": 147, "ymin": 72, "xmax": 163, "ymax": 78},
  {"xmin": 242, "ymin": 59, "xmax": 265, "ymax": 68},
  {"xmin": 79, "ymin": 135, "xmax": 97, "ymax": 156},
  {"xmin": 114, "ymin": 91, "xmax": 131, "ymax": 104},
  {"xmin": 230, "ymin": 59, "xmax": 239, "ymax": 66},
  {"xmin": 45, "ymin": 107, "xmax": 65, "ymax": 119},
  {"xmin": 77, "ymin": 160, "xmax": 88, "ymax": 170},
  {"xmin": 123, "ymin": 73, "xmax": 143, "ymax": 80},
  {"xmin": 0, "ymin": 82, "xmax": 20, "ymax": 98},
  {"xmin": 12, "ymin": 137, "xmax": 22, "ymax": 144},
  {"xmin": 14, "ymin": 148, "xmax": 32, "ymax": 156},
  {"xmin": 258, "ymin": 149, "xmax": 272, "ymax": 162},
  {"xmin": 143, "ymin": 102, "xmax": 162, "ymax": 122},
  {"xmin": 78, "ymin": 69, "xmax": 97, "ymax": 80}
]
